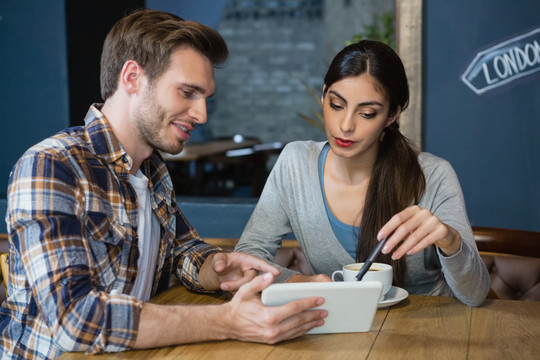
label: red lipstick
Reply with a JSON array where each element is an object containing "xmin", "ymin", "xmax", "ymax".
[{"xmin": 335, "ymin": 137, "xmax": 355, "ymax": 147}]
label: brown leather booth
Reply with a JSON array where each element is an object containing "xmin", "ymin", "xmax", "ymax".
[
  {"xmin": 206, "ymin": 227, "xmax": 540, "ymax": 302},
  {"xmin": 473, "ymin": 227, "xmax": 540, "ymax": 301}
]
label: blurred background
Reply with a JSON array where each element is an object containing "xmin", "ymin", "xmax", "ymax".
[{"xmin": 0, "ymin": 0, "xmax": 539, "ymax": 232}]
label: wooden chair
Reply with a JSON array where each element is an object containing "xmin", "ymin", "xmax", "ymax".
[
  {"xmin": 472, "ymin": 226, "xmax": 540, "ymax": 301},
  {"xmin": 0, "ymin": 251, "xmax": 8, "ymax": 293}
]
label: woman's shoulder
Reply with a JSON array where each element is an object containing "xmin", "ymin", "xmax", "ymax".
[
  {"xmin": 418, "ymin": 152, "xmax": 457, "ymax": 179},
  {"xmin": 270, "ymin": 141, "xmax": 325, "ymax": 178},
  {"xmin": 419, "ymin": 152, "xmax": 452, "ymax": 168},
  {"xmin": 282, "ymin": 140, "xmax": 325, "ymax": 152},
  {"xmin": 280, "ymin": 140, "xmax": 325, "ymax": 160}
]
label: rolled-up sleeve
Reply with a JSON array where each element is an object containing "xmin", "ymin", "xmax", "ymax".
[{"xmin": 172, "ymin": 209, "xmax": 221, "ymax": 292}]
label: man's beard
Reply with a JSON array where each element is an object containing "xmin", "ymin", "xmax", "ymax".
[{"xmin": 133, "ymin": 91, "xmax": 185, "ymax": 155}]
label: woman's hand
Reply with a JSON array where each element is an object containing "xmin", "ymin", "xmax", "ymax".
[{"xmin": 377, "ymin": 205, "xmax": 462, "ymax": 259}]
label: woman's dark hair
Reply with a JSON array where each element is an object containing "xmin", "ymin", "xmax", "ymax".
[
  {"xmin": 100, "ymin": 9, "xmax": 228, "ymax": 100},
  {"xmin": 323, "ymin": 40, "xmax": 425, "ymax": 287}
]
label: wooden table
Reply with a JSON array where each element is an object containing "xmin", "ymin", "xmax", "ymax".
[{"xmin": 59, "ymin": 285, "xmax": 540, "ymax": 359}]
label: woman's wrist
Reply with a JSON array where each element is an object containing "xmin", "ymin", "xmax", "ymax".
[{"xmin": 437, "ymin": 226, "xmax": 462, "ymax": 256}]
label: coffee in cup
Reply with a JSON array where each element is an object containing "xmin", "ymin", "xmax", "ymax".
[{"xmin": 331, "ymin": 262, "xmax": 393, "ymax": 300}]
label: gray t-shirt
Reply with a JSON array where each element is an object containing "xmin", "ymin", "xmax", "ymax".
[{"xmin": 236, "ymin": 141, "xmax": 490, "ymax": 306}]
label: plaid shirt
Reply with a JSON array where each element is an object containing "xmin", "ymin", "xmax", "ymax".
[{"xmin": 0, "ymin": 105, "xmax": 219, "ymax": 359}]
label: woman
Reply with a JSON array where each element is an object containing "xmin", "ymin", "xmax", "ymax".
[{"xmin": 235, "ymin": 40, "xmax": 489, "ymax": 306}]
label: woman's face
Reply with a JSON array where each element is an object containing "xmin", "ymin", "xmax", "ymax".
[{"xmin": 322, "ymin": 74, "xmax": 397, "ymax": 162}]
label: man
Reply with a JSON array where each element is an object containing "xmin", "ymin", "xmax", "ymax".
[{"xmin": 0, "ymin": 9, "xmax": 326, "ymax": 359}]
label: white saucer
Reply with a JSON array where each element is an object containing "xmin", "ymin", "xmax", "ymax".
[{"xmin": 378, "ymin": 286, "xmax": 408, "ymax": 308}]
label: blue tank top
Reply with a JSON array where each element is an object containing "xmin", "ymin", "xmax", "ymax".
[{"xmin": 318, "ymin": 143, "xmax": 360, "ymax": 258}]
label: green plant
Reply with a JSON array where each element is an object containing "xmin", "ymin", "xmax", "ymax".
[
  {"xmin": 296, "ymin": 11, "xmax": 396, "ymax": 131},
  {"xmin": 347, "ymin": 11, "xmax": 396, "ymax": 49}
]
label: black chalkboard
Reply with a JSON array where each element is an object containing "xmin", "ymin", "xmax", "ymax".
[{"xmin": 423, "ymin": 0, "xmax": 540, "ymax": 231}]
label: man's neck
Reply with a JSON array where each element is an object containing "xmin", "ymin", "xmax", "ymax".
[{"xmin": 101, "ymin": 99, "xmax": 153, "ymax": 175}]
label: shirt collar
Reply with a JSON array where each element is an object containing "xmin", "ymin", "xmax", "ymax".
[{"xmin": 84, "ymin": 104, "xmax": 131, "ymax": 168}]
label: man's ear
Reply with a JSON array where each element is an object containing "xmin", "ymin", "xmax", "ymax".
[
  {"xmin": 120, "ymin": 60, "xmax": 144, "ymax": 94},
  {"xmin": 386, "ymin": 105, "xmax": 402, "ymax": 127}
]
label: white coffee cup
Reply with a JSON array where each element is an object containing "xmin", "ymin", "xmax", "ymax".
[{"xmin": 331, "ymin": 262, "xmax": 393, "ymax": 300}]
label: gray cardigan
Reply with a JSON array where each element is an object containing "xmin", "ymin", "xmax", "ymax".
[{"xmin": 236, "ymin": 141, "xmax": 490, "ymax": 306}]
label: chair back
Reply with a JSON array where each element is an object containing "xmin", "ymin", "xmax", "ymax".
[
  {"xmin": 0, "ymin": 251, "xmax": 8, "ymax": 293},
  {"xmin": 473, "ymin": 226, "xmax": 540, "ymax": 301}
]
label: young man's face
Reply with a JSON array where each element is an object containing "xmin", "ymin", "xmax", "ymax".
[{"xmin": 132, "ymin": 46, "xmax": 216, "ymax": 155}]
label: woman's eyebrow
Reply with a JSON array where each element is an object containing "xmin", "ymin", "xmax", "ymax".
[
  {"xmin": 357, "ymin": 101, "xmax": 383, "ymax": 107},
  {"xmin": 328, "ymin": 90, "xmax": 383, "ymax": 107},
  {"xmin": 328, "ymin": 90, "xmax": 347, "ymax": 103}
]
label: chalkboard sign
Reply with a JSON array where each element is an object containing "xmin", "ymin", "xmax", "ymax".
[
  {"xmin": 423, "ymin": 0, "xmax": 540, "ymax": 231},
  {"xmin": 462, "ymin": 28, "xmax": 540, "ymax": 95}
]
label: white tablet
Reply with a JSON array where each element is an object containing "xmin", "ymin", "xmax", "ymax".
[{"xmin": 261, "ymin": 281, "xmax": 382, "ymax": 334}]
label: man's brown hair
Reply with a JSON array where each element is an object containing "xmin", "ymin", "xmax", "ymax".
[{"xmin": 100, "ymin": 9, "xmax": 228, "ymax": 100}]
